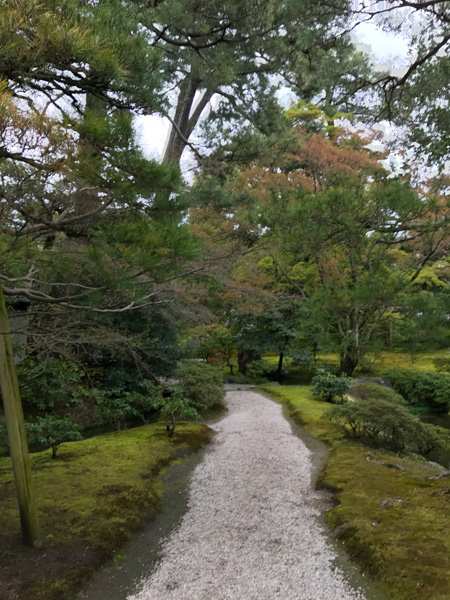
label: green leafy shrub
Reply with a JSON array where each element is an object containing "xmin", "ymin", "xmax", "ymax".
[
  {"xmin": 291, "ymin": 350, "xmax": 314, "ymax": 367},
  {"xmin": 27, "ymin": 416, "xmax": 82, "ymax": 458},
  {"xmin": 193, "ymin": 325, "xmax": 236, "ymax": 370},
  {"xmin": 18, "ymin": 357, "xmax": 83, "ymax": 412},
  {"xmin": 95, "ymin": 391, "xmax": 141, "ymax": 430},
  {"xmin": 175, "ymin": 361, "xmax": 225, "ymax": 411},
  {"xmin": 329, "ymin": 398, "xmax": 426, "ymax": 453},
  {"xmin": 312, "ymin": 369, "xmax": 352, "ymax": 403},
  {"xmin": 246, "ymin": 359, "xmax": 271, "ymax": 383},
  {"xmin": 417, "ymin": 423, "xmax": 450, "ymax": 467},
  {"xmin": 350, "ymin": 382, "xmax": 407, "ymax": 406},
  {"xmin": 151, "ymin": 387, "xmax": 200, "ymax": 437},
  {"xmin": 383, "ymin": 368, "xmax": 450, "ymax": 412}
]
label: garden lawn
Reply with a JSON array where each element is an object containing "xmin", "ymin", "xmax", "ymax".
[
  {"xmin": 262, "ymin": 350, "xmax": 447, "ymax": 377},
  {"xmin": 260, "ymin": 385, "xmax": 450, "ymax": 600},
  {"xmin": 0, "ymin": 422, "xmax": 211, "ymax": 600}
]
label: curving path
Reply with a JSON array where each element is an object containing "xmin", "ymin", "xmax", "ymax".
[{"xmin": 128, "ymin": 391, "xmax": 365, "ymax": 600}]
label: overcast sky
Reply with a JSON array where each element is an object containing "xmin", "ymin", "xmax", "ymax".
[{"xmin": 133, "ymin": 13, "xmax": 418, "ymax": 173}]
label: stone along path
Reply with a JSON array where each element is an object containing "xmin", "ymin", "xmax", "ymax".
[{"xmin": 128, "ymin": 391, "xmax": 365, "ymax": 600}]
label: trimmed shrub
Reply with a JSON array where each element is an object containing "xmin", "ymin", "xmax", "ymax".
[
  {"xmin": 330, "ymin": 397, "xmax": 450, "ymax": 466},
  {"xmin": 312, "ymin": 369, "xmax": 352, "ymax": 403},
  {"xmin": 175, "ymin": 361, "xmax": 225, "ymax": 411},
  {"xmin": 350, "ymin": 382, "xmax": 407, "ymax": 407},
  {"xmin": 151, "ymin": 387, "xmax": 200, "ymax": 437},
  {"xmin": 329, "ymin": 398, "xmax": 426, "ymax": 453},
  {"xmin": 383, "ymin": 369, "xmax": 450, "ymax": 412},
  {"xmin": 417, "ymin": 424, "xmax": 450, "ymax": 468}
]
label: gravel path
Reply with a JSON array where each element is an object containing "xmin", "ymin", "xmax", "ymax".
[{"xmin": 128, "ymin": 391, "xmax": 365, "ymax": 600}]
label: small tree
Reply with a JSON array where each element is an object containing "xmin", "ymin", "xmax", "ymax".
[
  {"xmin": 194, "ymin": 325, "xmax": 236, "ymax": 372},
  {"xmin": 153, "ymin": 388, "xmax": 200, "ymax": 438},
  {"xmin": 28, "ymin": 416, "xmax": 82, "ymax": 459},
  {"xmin": 312, "ymin": 369, "xmax": 351, "ymax": 403}
]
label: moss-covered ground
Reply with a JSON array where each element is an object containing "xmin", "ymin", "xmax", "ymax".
[
  {"xmin": 262, "ymin": 350, "xmax": 447, "ymax": 378},
  {"xmin": 260, "ymin": 385, "xmax": 450, "ymax": 600},
  {"xmin": 0, "ymin": 422, "xmax": 211, "ymax": 600}
]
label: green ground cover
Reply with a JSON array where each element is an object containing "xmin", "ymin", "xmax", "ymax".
[
  {"xmin": 260, "ymin": 385, "xmax": 450, "ymax": 600},
  {"xmin": 0, "ymin": 422, "xmax": 211, "ymax": 600},
  {"xmin": 262, "ymin": 350, "xmax": 447, "ymax": 377}
]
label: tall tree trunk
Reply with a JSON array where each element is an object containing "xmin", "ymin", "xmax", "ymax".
[
  {"xmin": 339, "ymin": 311, "xmax": 361, "ymax": 376},
  {"xmin": 163, "ymin": 73, "xmax": 213, "ymax": 165},
  {"xmin": 0, "ymin": 285, "xmax": 40, "ymax": 547},
  {"xmin": 237, "ymin": 348, "xmax": 261, "ymax": 375},
  {"xmin": 339, "ymin": 349, "xmax": 359, "ymax": 376},
  {"xmin": 276, "ymin": 351, "xmax": 284, "ymax": 381},
  {"xmin": 163, "ymin": 75, "xmax": 199, "ymax": 164}
]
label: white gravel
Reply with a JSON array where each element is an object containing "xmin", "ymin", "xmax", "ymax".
[{"xmin": 128, "ymin": 391, "xmax": 366, "ymax": 600}]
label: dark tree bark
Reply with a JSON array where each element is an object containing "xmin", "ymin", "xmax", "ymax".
[
  {"xmin": 237, "ymin": 348, "xmax": 261, "ymax": 375},
  {"xmin": 276, "ymin": 351, "xmax": 284, "ymax": 381},
  {"xmin": 339, "ymin": 350, "xmax": 359, "ymax": 377},
  {"xmin": 162, "ymin": 73, "xmax": 214, "ymax": 165}
]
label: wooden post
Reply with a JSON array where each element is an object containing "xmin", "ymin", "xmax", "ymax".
[{"xmin": 0, "ymin": 285, "xmax": 40, "ymax": 546}]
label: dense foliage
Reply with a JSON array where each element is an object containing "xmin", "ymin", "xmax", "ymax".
[
  {"xmin": 349, "ymin": 382, "xmax": 408, "ymax": 407},
  {"xmin": 27, "ymin": 416, "xmax": 82, "ymax": 459},
  {"xmin": 329, "ymin": 398, "xmax": 450, "ymax": 464},
  {"xmin": 175, "ymin": 361, "xmax": 226, "ymax": 411},
  {"xmin": 0, "ymin": 0, "xmax": 449, "ymax": 566},
  {"xmin": 312, "ymin": 370, "xmax": 352, "ymax": 403},
  {"xmin": 383, "ymin": 369, "xmax": 450, "ymax": 412}
]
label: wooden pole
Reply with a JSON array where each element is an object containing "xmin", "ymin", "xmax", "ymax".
[{"xmin": 0, "ymin": 285, "xmax": 40, "ymax": 546}]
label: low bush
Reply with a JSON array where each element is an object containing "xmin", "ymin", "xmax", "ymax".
[
  {"xmin": 246, "ymin": 359, "xmax": 271, "ymax": 383},
  {"xmin": 383, "ymin": 368, "xmax": 450, "ymax": 412},
  {"xmin": 417, "ymin": 424, "xmax": 450, "ymax": 468},
  {"xmin": 175, "ymin": 360, "xmax": 225, "ymax": 411},
  {"xmin": 329, "ymin": 397, "xmax": 450, "ymax": 463},
  {"xmin": 329, "ymin": 398, "xmax": 425, "ymax": 452},
  {"xmin": 312, "ymin": 369, "xmax": 351, "ymax": 403},
  {"xmin": 350, "ymin": 382, "xmax": 407, "ymax": 406}
]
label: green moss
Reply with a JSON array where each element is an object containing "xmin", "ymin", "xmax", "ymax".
[
  {"xmin": 262, "ymin": 351, "xmax": 447, "ymax": 376},
  {"xmin": 317, "ymin": 351, "xmax": 444, "ymax": 375},
  {"xmin": 260, "ymin": 385, "xmax": 450, "ymax": 600},
  {"xmin": 258, "ymin": 385, "xmax": 344, "ymax": 447},
  {"xmin": 0, "ymin": 421, "xmax": 211, "ymax": 600}
]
